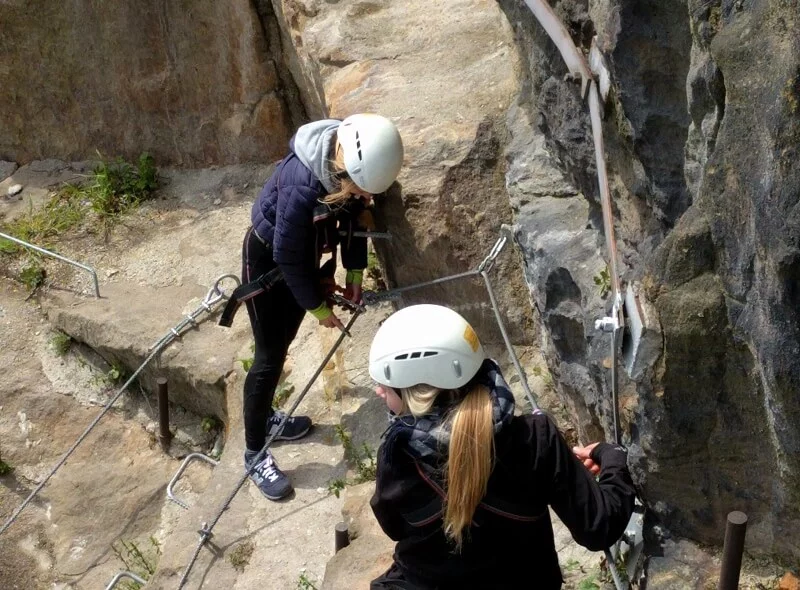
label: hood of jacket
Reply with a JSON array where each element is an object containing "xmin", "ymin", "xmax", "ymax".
[
  {"xmin": 290, "ymin": 119, "xmax": 341, "ymax": 193},
  {"xmin": 379, "ymin": 359, "xmax": 516, "ymax": 470}
]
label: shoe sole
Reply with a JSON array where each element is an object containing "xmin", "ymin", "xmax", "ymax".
[
  {"xmin": 272, "ymin": 424, "xmax": 312, "ymax": 441},
  {"xmin": 262, "ymin": 487, "xmax": 294, "ymax": 501}
]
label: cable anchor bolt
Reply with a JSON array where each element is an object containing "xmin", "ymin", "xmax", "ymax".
[{"xmin": 594, "ymin": 316, "xmax": 619, "ymax": 333}]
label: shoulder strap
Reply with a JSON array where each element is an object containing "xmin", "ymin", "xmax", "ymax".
[{"xmin": 411, "ymin": 458, "xmax": 546, "ymax": 524}]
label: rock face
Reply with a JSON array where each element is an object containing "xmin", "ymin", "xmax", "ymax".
[
  {"xmin": 3, "ymin": 0, "xmax": 800, "ymax": 570},
  {"xmin": 271, "ymin": 0, "xmax": 534, "ymax": 343},
  {"xmin": 500, "ymin": 0, "xmax": 800, "ymax": 563},
  {"xmin": 0, "ymin": 0, "xmax": 303, "ymax": 166}
]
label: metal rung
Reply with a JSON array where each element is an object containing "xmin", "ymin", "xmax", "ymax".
[
  {"xmin": 105, "ymin": 571, "xmax": 147, "ymax": 590},
  {"xmin": 0, "ymin": 231, "xmax": 101, "ymax": 297},
  {"xmin": 167, "ymin": 453, "xmax": 219, "ymax": 510}
]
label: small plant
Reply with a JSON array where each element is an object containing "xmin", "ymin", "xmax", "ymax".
[
  {"xmin": 367, "ymin": 249, "xmax": 380, "ymax": 276},
  {"xmin": 297, "ymin": 572, "xmax": 318, "ymax": 590},
  {"xmin": 273, "ymin": 380, "xmax": 295, "ymax": 409},
  {"xmin": 2, "ymin": 190, "xmax": 86, "ymax": 248},
  {"xmin": 0, "ymin": 238, "xmax": 18, "ymax": 255},
  {"xmin": 354, "ymin": 443, "xmax": 377, "ymax": 483},
  {"xmin": 333, "ymin": 425, "xmax": 377, "ymax": 485},
  {"xmin": 201, "ymin": 416, "xmax": 219, "ymax": 433},
  {"xmin": 111, "ymin": 537, "xmax": 161, "ymax": 589},
  {"xmin": 327, "ymin": 478, "xmax": 347, "ymax": 498},
  {"xmin": 19, "ymin": 261, "xmax": 45, "ymax": 292},
  {"xmin": 0, "ymin": 447, "xmax": 12, "ymax": 476},
  {"xmin": 49, "ymin": 331, "xmax": 72, "ymax": 356},
  {"xmin": 239, "ymin": 343, "xmax": 256, "ymax": 372},
  {"xmin": 334, "ymin": 424, "xmax": 353, "ymax": 451},
  {"xmin": 90, "ymin": 152, "xmax": 158, "ymax": 222},
  {"xmin": 228, "ymin": 540, "xmax": 254, "ymax": 572},
  {"xmin": 106, "ymin": 361, "xmax": 126, "ymax": 385},
  {"xmin": 0, "ymin": 153, "xmax": 158, "ymax": 252},
  {"xmin": 365, "ymin": 247, "xmax": 386, "ymax": 289},
  {"xmin": 577, "ymin": 574, "xmax": 601, "ymax": 590},
  {"xmin": 593, "ymin": 267, "xmax": 612, "ymax": 298},
  {"xmin": 563, "ymin": 559, "xmax": 581, "ymax": 573}
]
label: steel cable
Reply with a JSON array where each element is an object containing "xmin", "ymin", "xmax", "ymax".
[{"xmin": 0, "ymin": 276, "xmax": 237, "ymax": 537}]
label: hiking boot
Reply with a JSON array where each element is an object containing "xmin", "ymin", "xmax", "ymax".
[
  {"xmin": 244, "ymin": 449, "xmax": 293, "ymax": 501},
  {"xmin": 267, "ymin": 410, "xmax": 312, "ymax": 441}
]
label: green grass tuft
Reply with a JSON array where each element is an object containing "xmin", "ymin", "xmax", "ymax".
[{"xmin": 49, "ymin": 331, "xmax": 72, "ymax": 356}]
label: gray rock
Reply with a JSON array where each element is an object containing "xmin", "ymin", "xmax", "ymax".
[
  {"xmin": 28, "ymin": 159, "xmax": 68, "ymax": 174},
  {"xmin": 502, "ymin": 0, "xmax": 800, "ymax": 565},
  {"xmin": 43, "ymin": 282, "xmax": 249, "ymax": 421},
  {"xmin": 0, "ymin": 160, "xmax": 17, "ymax": 181}
]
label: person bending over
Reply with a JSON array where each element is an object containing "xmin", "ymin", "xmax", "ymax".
[{"xmin": 243, "ymin": 114, "xmax": 404, "ymax": 500}]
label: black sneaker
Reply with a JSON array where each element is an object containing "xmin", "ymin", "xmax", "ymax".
[
  {"xmin": 244, "ymin": 449, "xmax": 293, "ymax": 501},
  {"xmin": 267, "ymin": 411, "xmax": 312, "ymax": 441}
]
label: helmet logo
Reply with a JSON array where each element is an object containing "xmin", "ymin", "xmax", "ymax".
[{"xmin": 463, "ymin": 324, "xmax": 479, "ymax": 352}]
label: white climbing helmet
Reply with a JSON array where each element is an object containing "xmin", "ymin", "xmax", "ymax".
[
  {"xmin": 337, "ymin": 114, "xmax": 404, "ymax": 194},
  {"xmin": 369, "ymin": 304, "xmax": 486, "ymax": 390}
]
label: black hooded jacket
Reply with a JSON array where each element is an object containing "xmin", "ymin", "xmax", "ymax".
[{"xmin": 370, "ymin": 409, "xmax": 636, "ymax": 589}]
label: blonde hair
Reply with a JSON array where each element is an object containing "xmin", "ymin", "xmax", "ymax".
[
  {"xmin": 324, "ymin": 140, "xmax": 362, "ymax": 206},
  {"xmin": 401, "ymin": 382, "xmax": 495, "ymax": 550}
]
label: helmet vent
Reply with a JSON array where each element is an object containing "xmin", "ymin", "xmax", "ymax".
[
  {"xmin": 392, "ymin": 351, "xmax": 439, "ymax": 361},
  {"xmin": 356, "ymin": 132, "xmax": 363, "ymax": 161}
]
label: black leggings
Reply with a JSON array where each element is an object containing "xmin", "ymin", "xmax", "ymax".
[{"xmin": 242, "ymin": 227, "xmax": 305, "ymax": 452}]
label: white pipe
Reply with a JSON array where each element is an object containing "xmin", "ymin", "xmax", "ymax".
[{"xmin": 522, "ymin": 0, "xmax": 593, "ymax": 97}]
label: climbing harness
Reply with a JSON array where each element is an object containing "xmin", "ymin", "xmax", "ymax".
[
  {"xmin": 218, "ymin": 267, "xmax": 283, "ymax": 327},
  {"xmin": 176, "ymin": 308, "xmax": 363, "ymax": 589},
  {"xmin": 0, "ymin": 274, "xmax": 240, "ymax": 537}
]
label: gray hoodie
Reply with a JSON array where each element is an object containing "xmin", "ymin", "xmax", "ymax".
[{"xmin": 291, "ymin": 119, "xmax": 341, "ymax": 193}]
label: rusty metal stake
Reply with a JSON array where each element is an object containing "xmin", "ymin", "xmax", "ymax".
[
  {"xmin": 718, "ymin": 511, "xmax": 748, "ymax": 590},
  {"xmin": 157, "ymin": 377, "xmax": 172, "ymax": 452},
  {"xmin": 334, "ymin": 522, "xmax": 350, "ymax": 553}
]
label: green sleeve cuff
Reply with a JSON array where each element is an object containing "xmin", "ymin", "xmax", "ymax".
[
  {"xmin": 309, "ymin": 302, "xmax": 332, "ymax": 320},
  {"xmin": 346, "ymin": 269, "xmax": 364, "ymax": 286}
]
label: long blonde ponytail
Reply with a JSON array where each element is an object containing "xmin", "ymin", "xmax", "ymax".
[
  {"xmin": 400, "ymin": 382, "xmax": 495, "ymax": 550},
  {"xmin": 444, "ymin": 384, "xmax": 494, "ymax": 549}
]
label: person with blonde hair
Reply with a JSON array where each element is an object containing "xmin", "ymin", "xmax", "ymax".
[
  {"xmin": 242, "ymin": 114, "xmax": 403, "ymax": 500},
  {"xmin": 368, "ymin": 304, "xmax": 635, "ymax": 589}
]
